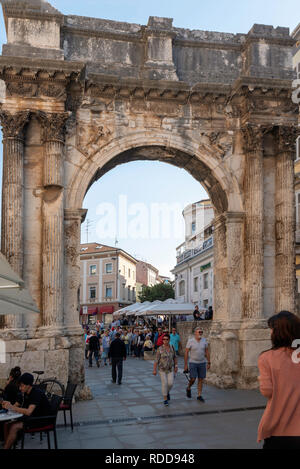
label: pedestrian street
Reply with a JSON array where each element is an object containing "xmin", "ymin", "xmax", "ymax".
[{"xmin": 21, "ymin": 355, "xmax": 267, "ymax": 449}]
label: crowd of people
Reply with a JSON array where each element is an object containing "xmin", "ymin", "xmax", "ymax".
[
  {"xmin": 1, "ymin": 310, "xmax": 300, "ymax": 449},
  {"xmin": 83, "ymin": 318, "xmax": 183, "ymax": 400},
  {"xmin": 83, "ymin": 321, "xmax": 181, "ymax": 367}
]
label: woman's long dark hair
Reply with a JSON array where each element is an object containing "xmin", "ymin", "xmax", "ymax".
[
  {"xmin": 9, "ymin": 366, "xmax": 21, "ymax": 383},
  {"xmin": 267, "ymin": 311, "xmax": 300, "ymax": 350}
]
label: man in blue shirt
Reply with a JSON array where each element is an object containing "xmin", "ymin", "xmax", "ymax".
[{"xmin": 170, "ymin": 328, "xmax": 181, "ymax": 356}]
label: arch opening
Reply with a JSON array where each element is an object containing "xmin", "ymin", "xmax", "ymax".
[{"xmin": 82, "ymin": 145, "xmax": 229, "ymax": 216}]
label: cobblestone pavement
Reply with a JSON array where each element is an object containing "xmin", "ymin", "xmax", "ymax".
[{"xmin": 21, "ymin": 355, "xmax": 266, "ymax": 449}]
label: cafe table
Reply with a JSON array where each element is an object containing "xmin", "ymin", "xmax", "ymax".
[{"xmin": 0, "ymin": 410, "xmax": 22, "ymax": 423}]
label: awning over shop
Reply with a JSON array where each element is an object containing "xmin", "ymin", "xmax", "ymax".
[
  {"xmin": 99, "ymin": 306, "xmax": 114, "ymax": 314},
  {"xmin": 88, "ymin": 306, "xmax": 98, "ymax": 315},
  {"xmin": 81, "ymin": 306, "xmax": 98, "ymax": 315},
  {"xmin": 0, "ymin": 252, "xmax": 39, "ymax": 316}
]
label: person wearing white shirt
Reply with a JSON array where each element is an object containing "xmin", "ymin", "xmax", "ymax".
[{"xmin": 184, "ymin": 327, "xmax": 210, "ymax": 402}]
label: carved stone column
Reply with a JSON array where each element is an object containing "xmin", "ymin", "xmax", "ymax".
[
  {"xmin": 213, "ymin": 214, "xmax": 227, "ymax": 322},
  {"xmin": 0, "ymin": 110, "xmax": 30, "ymax": 329},
  {"xmin": 64, "ymin": 208, "xmax": 87, "ymax": 386},
  {"xmin": 226, "ymin": 212, "xmax": 245, "ymax": 322},
  {"xmin": 64, "ymin": 208, "xmax": 87, "ymax": 330},
  {"xmin": 275, "ymin": 126, "xmax": 299, "ymax": 312},
  {"xmin": 242, "ymin": 125, "xmax": 264, "ymax": 319},
  {"xmin": 38, "ymin": 112, "xmax": 69, "ymax": 329}
]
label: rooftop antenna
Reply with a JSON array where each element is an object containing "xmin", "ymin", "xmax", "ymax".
[
  {"xmin": 86, "ymin": 219, "xmax": 92, "ymax": 243},
  {"xmin": 115, "ymin": 237, "xmax": 119, "ymax": 248}
]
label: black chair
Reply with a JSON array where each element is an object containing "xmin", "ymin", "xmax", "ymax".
[
  {"xmin": 58, "ymin": 383, "xmax": 77, "ymax": 432},
  {"xmin": 21, "ymin": 394, "xmax": 62, "ymax": 449}
]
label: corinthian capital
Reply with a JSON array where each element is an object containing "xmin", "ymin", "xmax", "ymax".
[
  {"xmin": 0, "ymin": 110, "xmax": 30, "ymax": 140},
  {"xmin": 37, "ymin": 111, "xmax": 70, "ymax": 143},
  {"xmin": 277, "ymin": 125, "xmax": 300, "ymax": 154},
  {"xmin": 241, "ymin": 124, "xmax": 264, "ymax": 154}
]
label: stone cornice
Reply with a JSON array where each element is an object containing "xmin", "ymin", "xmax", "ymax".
[
  {"xmin": 226, "ymin": 77, "xmax": 299, "ymax": 121},
  {"xmin": 226, "ymin": 212, "xmax": 245, "ymax": 223},
  {"xmin": 64, "ymin": 208, "xmax": 88, "ymax": 223},
  {"xmin": 173, "ymin": 38, "xmax": 241, "ymax": 51},
  {"xmin": 0, "ymin": 56, "xmax": 85, "ymax": 78},
  {"xmin": 242, "ymin": 35, "xmax": 295, "ymax": 48},
  {"xmin": 231, "ymin": 76, "xmax": 294, "ymax": 95},
  {"xmin": 86, "ymin": 73, "xmax": 231, "ymax": 102},
  {"xmin": 62, "ymin": 25, "xmax": 144, "ymax": 43},
  {"xmin": 1, "ymin": 1, "xmax": 63, "ymax": 24},
  {"xmin": 3, "ymin": 8, "xmax": 63, "ymax": 23}
]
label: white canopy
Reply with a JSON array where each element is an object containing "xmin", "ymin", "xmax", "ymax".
[
  {"xmin": 138, "ymin": 300, "xmax": 204, "ymax": 316},
  {"xmin": 113, "ymin": 301, "xmax": 153, "ymax": 316},
  {"xmin": 135, "ymin": 300, "xmax": 163, "ymax": 316},
  {"xmin": 113, "ymin": 302, "xmax": 141, "ymax": 316},
  {"xmin": 113, "ymin": 299, "xmax": 206, "ymax": 318},
  {"xmin": 0, "ymin": 253, "xmax": 39, "ymax": 315}
]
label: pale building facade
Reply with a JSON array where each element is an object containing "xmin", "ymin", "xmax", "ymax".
[
  {"xmin": 80, "ymin": 243, "xmax": 136, "ymax": 324},
  {"xmin": 136, "ymin": 260, "xmax": 160, "ymax": 301},
  {"xmin": 173, "ymin": 200, "xmax": 214, "ymax": 309}
]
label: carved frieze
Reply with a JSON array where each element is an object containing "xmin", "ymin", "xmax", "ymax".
[
  {"xmin": 37, "ymin": 111, "xmax": 70, "ymax": 143},
  {"xmin": 76, "ymin": 122, "xmax": 112, "ymax": 158},
  {"xmin": 5, "ymin": 80, "xmax": 66, "ymax": 100},
  {"xmin": 0, "ymin": 110, "xmax": 30, "ymax": 139}
]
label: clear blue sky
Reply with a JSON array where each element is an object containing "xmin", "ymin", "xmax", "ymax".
[{"xmin": 0, "ymin": 0, "xmax": 299, "ymax": 277}]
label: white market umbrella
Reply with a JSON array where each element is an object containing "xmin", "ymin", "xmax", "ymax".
[
  {"xmin": 139, "ymin": 300, "xmax": 202, "ymax": 330},
  {"xmin": 113, "ymin": 302, "xmax": 141, "ymax": 316},
  {"xmin": 149, "ymin": 302, "xmax": 200, "ymax": 315},
  {"xmin": 0, "ymin": 253, "xmax": 39, "ymax": 315},
  {"xmin": 135, "ymin": 301, "xmax": 163, "ymax": 316},
  {"xmin": 126, "ymin": 301, "xmax": 152, "ymax": 316}
]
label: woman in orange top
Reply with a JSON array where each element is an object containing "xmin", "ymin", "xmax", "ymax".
[{"xmin": 258, "ymin": 311, "xmax": 300, "ymax": 449}]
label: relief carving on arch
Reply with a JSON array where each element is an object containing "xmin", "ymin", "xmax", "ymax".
[
  {"xmin": 76, "ymin": 122, "xmax": 112, "ymax": 158},
  {"xmin": 199, "ymin": 131, "xmax": 233, "ymax": 159}
]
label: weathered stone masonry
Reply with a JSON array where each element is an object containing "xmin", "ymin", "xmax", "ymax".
[{"xmin": 0, "ymin": 0, "xmax": 299, "ymax": 391}]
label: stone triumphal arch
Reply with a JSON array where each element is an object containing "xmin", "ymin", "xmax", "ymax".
[{"xmin": 0, "ymin": 0, "xmax": 299, "ymax": 391}]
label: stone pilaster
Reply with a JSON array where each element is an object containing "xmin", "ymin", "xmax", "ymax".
[
  {"xmin": 143, "ymin": 17, "xmax": 178, "ymax": 81},
  {"xmin": 37, "ymin": 112, "xmax": 69, "ymax": 329},
  {"xmin": 275, "ymin": 126, "xmax": 299, "ymax": 312},
  {"xmin": 0, "ymin": 110, "xmax": 30, "ymax": 329},
  {"xmin": 242, "ymin": 125, "xmax": 264, "ymax": 319},
  {"xmin": 64, "ymin": 208, "xmax": 87, "ymax": 329},
  {"xmin": 213, "ymin": 214, "xmax": 227, "ymax": 322},
  {"xmin": 226, "ymin": 212, "xmax": 245, "ymax": 322}
]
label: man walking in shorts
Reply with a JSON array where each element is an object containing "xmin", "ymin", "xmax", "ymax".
[{"xmin": 184, "ymin": 327, "xmax": 210, "ymax": 402}]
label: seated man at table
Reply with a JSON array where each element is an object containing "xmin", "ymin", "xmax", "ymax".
[{"xmin": 2, "ymin": 373, "xmax": 52, "ymax": 450}]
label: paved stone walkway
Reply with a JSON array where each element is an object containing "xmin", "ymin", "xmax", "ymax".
[{"xmin": 22, "ymin": 356, "xmax": 266, "ymax": 449}]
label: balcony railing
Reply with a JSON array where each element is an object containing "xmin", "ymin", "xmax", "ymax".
[{"xmin": 176, "ymin": 236, "xmax": 214, "ymax": 265}]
